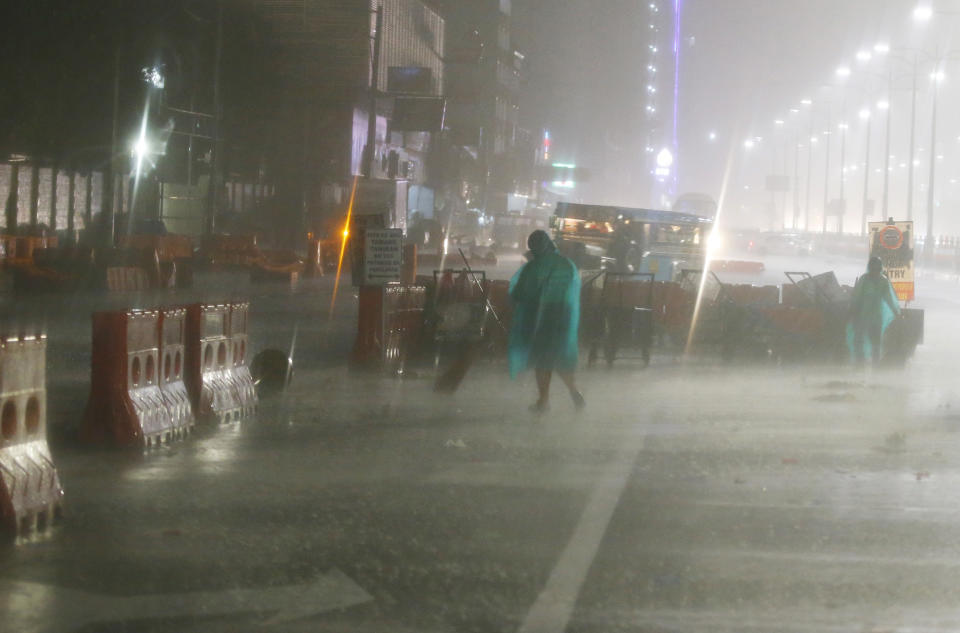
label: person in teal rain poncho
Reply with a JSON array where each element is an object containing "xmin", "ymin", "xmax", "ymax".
[
  {"xmin": 847, "ymin": 256, "xmax": 901, "ymax": 365},
  {"xmin": 509, "ymin": 230, "xmax": 585, "ymax": 412}
]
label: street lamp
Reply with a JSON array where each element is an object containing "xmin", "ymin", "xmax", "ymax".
[{"xmin": 913, "ymin": 5, "xmax": 934, "ymax": 22}]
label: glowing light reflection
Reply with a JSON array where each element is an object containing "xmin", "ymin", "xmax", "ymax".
[{"xmin": 329, "ymin": 175, "xmax": 360, "ymax": 319}]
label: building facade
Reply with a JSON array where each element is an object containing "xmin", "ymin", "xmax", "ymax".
[
  {"xmin": 431, "ymin": 0, "xmax": 524, "ymax": 215},
  {"xmin": 250, "ymin": 0, "xmax": 445, "ymax": 238}
]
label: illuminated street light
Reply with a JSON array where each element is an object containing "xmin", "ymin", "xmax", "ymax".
[
  {"xmin": 874, "ymin": 42, "xmax": 891, "ymax": 54},
  {"xmin": 836, "ymin": 65, "xmax": 852, "ymax": 77},
  {"xmin": 708, "ymin": 131, "xmax": 717, "ymax": 141},
  {"xmin": 744, "ymin": 139, "xmax": 755, "ymax": 150},
  {"xmin": 913, "ymin": 5, "xmax": 934, "ymax": 22},
  {"xmin": 800, "ymin": 98, "xmax": 813, "ymax": 106},
  {"xmin": 140, "ymin": 66, "xmax": 165, "ymax": 90},
  {"xmin": 877, "ymin": 99, "xmax": 890, "ymax": 110},
  {"xmin": 774, "ymin": 119, "xmax": 785, "ymax": 127},
  {"xmin": 931, "ymin": 69, "xmax": 946, "ymax": 82},
  {"xmin": 859, "ymin": 108, "xmax": 871, "ymax": 120},
  {"xmin": 856, "ymin": 50, "xmax": 873, "ymax": 62},
  {"xmin": 131, "ymin": 137, "xmax": 150, "ymax": 160}
]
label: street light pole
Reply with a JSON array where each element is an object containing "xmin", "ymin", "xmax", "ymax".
[
  {"xmin": 925, "ymin": 69, "xmax": 940, "ymax": 257},
  {"xmin": 822, "ymin": 112, "xmax": 831, "ymax": 234},
  {"xmin": 838, "ymin": 119, "xmax": 847, "ymax": 233},
  {"xmin": 791, "ymin": 130, "xmax": 799, "ymax": 228},
  {"xmin": 804, "ymin": 113, "xmax": 814, "ymax": 230},
  {"xmin": 860, "ymin": 112, "xmax": 872, "ymax": 236},
  {"xmin": 907, "ymin": 54, "xmax": 919, "ymax": 221},
  {"xmin": 881, "ymin": 97, "xmax": 892, "ymax": 220}
]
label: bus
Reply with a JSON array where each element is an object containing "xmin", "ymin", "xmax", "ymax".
[{"xmin": 552, "ymin": 202, "xmax": 713, "ymax": 281}]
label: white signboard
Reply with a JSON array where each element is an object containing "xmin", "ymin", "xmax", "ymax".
[
  {"xmin": 363, "ymin": 229, "xmax": 403, "ymax": 285},
  {"xmin": 868, "ymin": 220, "xmax": 915, "ymax": 301}
]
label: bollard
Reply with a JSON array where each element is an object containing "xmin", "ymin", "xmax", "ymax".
[
  {"xmin": 185, "ymin": 304, "xmax": 243, "ymax": 422},
  {"xmin": 0, "ymin": 333, "xmax": 64, "ymax": 541},
  {"xmin": 158, "ymin": 307, "xmax": 196, "ymax": 434},
  {"xmin": 82, "ymin": 310, "xmax": 190, "ymax": 448},
  {"xmin": 227, "ymin": 302, "xmax": 257, "ymax": 417}
]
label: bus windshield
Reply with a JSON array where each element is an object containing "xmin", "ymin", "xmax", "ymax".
[{"xmin": 553, "ymin": 203, "xmax": 712, "ymax": 280}]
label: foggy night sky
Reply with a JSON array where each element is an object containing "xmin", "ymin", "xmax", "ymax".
[{"xmin": 516, "ymin": 0, "xmax": 932, "ymax": 215}]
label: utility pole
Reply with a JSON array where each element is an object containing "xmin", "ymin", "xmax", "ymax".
[
  {"xmin": 206, "ymin": 0, "xmax": 223, "ymax": 237},
  {"xmin": 362, "ymin": 5, "xmax": 384, "ymax": 179}
]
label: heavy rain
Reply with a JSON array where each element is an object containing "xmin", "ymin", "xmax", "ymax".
[{"xmin": 0, "ymin": 1, "xmax": 958, "ymax": 632}]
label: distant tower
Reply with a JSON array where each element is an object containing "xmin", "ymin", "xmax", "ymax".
[{"xmin": 644, "ymin": 0, "xmax": 680, "ymax": 208}]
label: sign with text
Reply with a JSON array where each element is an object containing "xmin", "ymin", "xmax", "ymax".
[
  {"xmin": 362, "ymin": 229, "xmax": 403, "ymax": 285},
  {"xmin": 869, "ymin": 220, "xmax": 915, "ymax": 301}
]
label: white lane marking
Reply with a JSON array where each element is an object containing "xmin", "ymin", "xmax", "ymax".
[
  {"xmin": 4, "ymin": 568, "xmax": 372, "ymax": 633},
  {"xmin": 517, "ymin": 440, "xmax": 643, "ymax": 633}
]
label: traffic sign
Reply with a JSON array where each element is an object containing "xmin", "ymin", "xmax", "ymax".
[{"xmin": 869, "ymin": 220, "xmax": 915, "ymax": 301}]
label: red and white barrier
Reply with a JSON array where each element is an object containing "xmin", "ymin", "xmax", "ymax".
[
  {"xmin": 82, "ymin": 310, "xmax": 192, "ymax": 448},
  {"xmin": 227, "ymin": 302, "xmax": 257, "ymax": 417},
  {"xmin": 159, "ymin": 307, "xmax": 195, "ymax": 433},
  {"xmin": 0, "ymin": 334, "xmax": 64, "ymax": 540},
  {"xmin": 185, "ymin": 304, "xmax": 243, "ymax": 422}
]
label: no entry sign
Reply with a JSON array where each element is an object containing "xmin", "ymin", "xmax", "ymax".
[{"xmin": 868, "ymin": 221, "xmax": 914, "ymax": 301}]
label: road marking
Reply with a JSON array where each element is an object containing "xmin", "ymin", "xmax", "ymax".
[
  {"xmin": 4, "ymin": 567, "xmax": 372, "ymax": 633},
  {"xmin": 517, "ymin": 440, "xmax": 643, "ymax": 633}
]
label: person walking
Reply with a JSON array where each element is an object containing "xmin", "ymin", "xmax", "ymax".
[
  {"xmin": 847, "ymin": 255, "xmax": 901, "ymax": 365},
  {"xmin": 508, "ymin": 230, "xmax": 585, "ymax": 412}
]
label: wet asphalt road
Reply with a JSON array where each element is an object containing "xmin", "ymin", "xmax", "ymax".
[{"xmin": 3, "ymin": 258, "xmax": 960, "ymax": 632}]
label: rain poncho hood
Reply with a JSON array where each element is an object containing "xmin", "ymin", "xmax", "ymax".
[
  {"xmin": 508, "ymin": 234, "xmax": 580, "ymax": 378},
  {"xmin": 846, "ymin": 271, "xmax": 900, "ymax": 362}
]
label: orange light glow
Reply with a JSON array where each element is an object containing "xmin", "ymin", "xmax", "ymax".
[{"xmin": 330, "ymin": 175, "xmax": 360, "ymax": 319}]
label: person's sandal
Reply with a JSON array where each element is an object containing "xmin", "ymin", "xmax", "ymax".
[
  {"xmin": 571, "ymin": 391, "xmax": 586, "ymax": 411},
  {"xmin": 529, "ymin": 401, "xmax": 550, "ymax": 414}
]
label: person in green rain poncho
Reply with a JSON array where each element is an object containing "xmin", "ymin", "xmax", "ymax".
[
  {"xmin": 847, "ymin": 256, "xmax": 901, "ymax": 365},
  {"xmin": 509, "ymin": 230, "xmax": 585, "ymax": 412}
]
